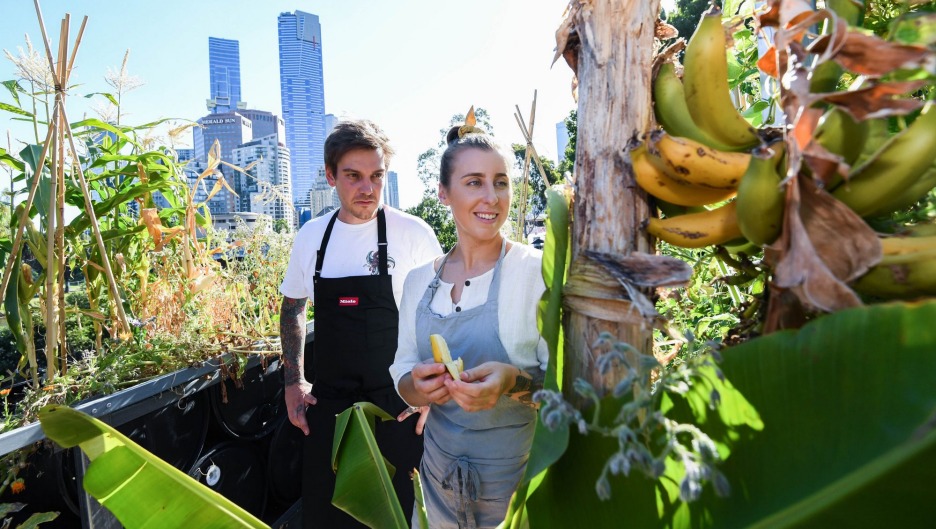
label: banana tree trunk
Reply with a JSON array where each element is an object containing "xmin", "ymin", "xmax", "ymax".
[{"xmin": 565, "ymin": 0, "xmax": 660, "ymax": 402}]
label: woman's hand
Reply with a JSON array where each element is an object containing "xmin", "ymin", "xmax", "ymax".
[
  {"xmin": 411, "ymin": 360, "xmax": 453, "ymax": 405},
  {"xmin": 444, "ymin": 361, "xmax": 517, "ymax": 412}
]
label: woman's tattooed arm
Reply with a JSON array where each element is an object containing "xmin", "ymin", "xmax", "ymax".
[
  {"xmin": 280, "ymin": 296, "xmax": 308, "ymax": 385},
  {"xmin": 505, "ymin": 366, "xmax": 547, "ymax": 408}
]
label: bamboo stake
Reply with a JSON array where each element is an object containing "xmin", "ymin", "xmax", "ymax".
[{"xmin": 55, "ymin": 17, "xmax": 70, "ymax": 375}]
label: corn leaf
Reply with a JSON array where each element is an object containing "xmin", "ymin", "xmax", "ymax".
[{"xmin": 38, "ymin": 406, "xmax": 269, "ymax": 529}]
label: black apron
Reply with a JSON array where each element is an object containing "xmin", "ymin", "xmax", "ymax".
[{"xmin": 301, "ymin": 208, "xmax": 423, "ymax": 528}]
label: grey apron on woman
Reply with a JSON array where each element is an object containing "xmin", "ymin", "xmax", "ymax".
[{"xmin": 414, "ymin": 240, "xmax": 537, "ymax": 529}]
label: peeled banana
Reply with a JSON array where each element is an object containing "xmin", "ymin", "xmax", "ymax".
[
  {"xmin": 652, "ymin": 132, "xmax": 751, "ymax": 189},
  {"xmin": 683, "ymin": 6, "xmax": 760, "ymax": 150},
  {"xmin": 736, "ymin": 146, "xmax": 785, "ymax": 246},
  {"xmin": 631, "ymin": 145, "xmax": 737, "ymax": 207},
  {"xmin": 653, "ymin": 63, "xmax": 736, "ymax": 152},
  {"xmin": 645, "ymin": 201, "xmax": 742, "ymax": 248},
  {"xmin": 430, "ymin": 334, "xmax": 463, "ymax": 379},
  {"xmin": 832, "ymin": 102, "xmax": 936, "ymax": 217}
]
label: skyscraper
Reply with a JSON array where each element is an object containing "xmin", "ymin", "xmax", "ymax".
[
  {"xmin": 383, "ymin": 170, "xmax": 400, "ymax": 209},
  {"xmin": 231, "ymin": 134, "xmax": 294, "ymax": 229},
  {"xmin": 278, "ymin": 11, "xmax": 327, "ymax": 211},
  {"xmin": 207, "ymin": 37, "xmax": 242, "ymax": 114}
]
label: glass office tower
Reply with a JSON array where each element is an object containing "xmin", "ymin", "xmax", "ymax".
[
  {"xmin": 278, "ymin": 11, "xmax": 327, "ymax": 211},
  {"xmin": 208, "ymin": 37, "xmax": 242, "ymax": 114}
]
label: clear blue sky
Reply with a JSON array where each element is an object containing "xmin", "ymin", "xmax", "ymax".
[{"xmin": 1, "ymin": 1, "xmax": 674, "ymax": 209}]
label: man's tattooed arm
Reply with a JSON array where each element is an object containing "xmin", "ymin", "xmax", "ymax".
[
  {"xmin": 505, "ymin": 366, "xmax": 547, "ymax": 408},
  {"xmin": 280, "ymin": 296, "xmax": 308, "ymax": 385}
]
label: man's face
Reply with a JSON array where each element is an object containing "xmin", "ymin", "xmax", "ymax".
[{"xmin": 325, "ymin": 148, "xmax": 386, "ymax": 224}]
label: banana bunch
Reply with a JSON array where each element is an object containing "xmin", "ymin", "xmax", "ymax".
[
  {"xmin": 831, "ymin": 103, "xmax": 936, "ymax": 218},
  {"xmin": 853, "ymin": 234, "xmax": 936, "ymax": 299},
  {"xmin": 430, "ymin": 334, "xmax": 463, "ymax": 379}
]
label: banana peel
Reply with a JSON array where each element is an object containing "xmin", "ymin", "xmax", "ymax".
[{"xmin": 430, "ymin": 334, "xmax": 463, "ymax": 379}]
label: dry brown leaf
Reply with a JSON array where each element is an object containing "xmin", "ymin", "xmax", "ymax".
[
  {"xmin": 779, "ymin": 0, "xmax": 815, "ymax": 28},
  {"xmin": 802, "ymin": 139, "xmax": 849, "ymax": 186},
  {"xmin": 139, "ymin": 208, "xmax": 164, "ymax": 251},
  {"xmin": 758, "ymin": 45, "xmax": 779, "ymax": 78},
  {"xmin": 766, "ymin": 176, "xmax": 878, "ymax": 314},
  {"xmin": 583, "ymin": 251, "xmax": 692, "ymax": 288},
  {"xmin": 757, "ymin": 0, "xmax": 782, "ymax": 28},
  {"xmin": 833, "ymin": 31, "xmax": 933, "ymax": 76},
  {"xmin": 821, "ymin": 80, "xmax": 928, "ymax": 120},
  {"xmin": 655, "ymin": 19, "xmax": 678, "ymax": 41},
  {"xmin": 799, "ymin": 176, "xmax": 881, "ymax": 283}
]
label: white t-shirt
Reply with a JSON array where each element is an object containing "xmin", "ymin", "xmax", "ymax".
[
  {"xmin": 390, "ymin": 242, "xmax": 549, "ymax": 399},
  {"xmin": 279, "ymin": 207, "xmax": 442, "ymax": 308}
]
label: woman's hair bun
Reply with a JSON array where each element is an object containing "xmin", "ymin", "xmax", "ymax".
[{"xmin": 445, "ymin": 125, "xmax": 462, "ymax": 146}]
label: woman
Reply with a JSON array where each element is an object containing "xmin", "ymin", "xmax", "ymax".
[{"xmin": 389, "ymin": 112, "xmax": 547, "ymax": 529}]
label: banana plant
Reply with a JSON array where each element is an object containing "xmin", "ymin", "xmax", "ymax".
[
  {"xmin": 514, "ymin": 299, "xmax": 936, "ymax": 528},
  {"xmin": 37, "ymin": 405, "xmax": 269, "ymax": 529}
]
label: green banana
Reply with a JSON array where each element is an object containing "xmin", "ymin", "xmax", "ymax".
[
  {"xmin": 827, "ymin": 0, "xmax": 865, "ymax": 26},
  {"xmin": 832, "ymin": 102, "xmax": 936, "ymax": 217},
  {"xmin": 656, "ymin": 200, "xmax": 706, "ymax": 218},
  {"xmin": 736, "ymin": 146, "xmax": 786, "ymax": 246},
  {"xmin": 653, "ymin": 63, "xmax": 736, "ymax": 151},
  {"xmin": 853, "ymin": 259, "xmax": 936, "ymax": 299},
  {"xmin": 867, "ymin": 161, "xmax": 936, "ymax": 216},
  {"xmin": 683, "ymin": 6, "xmax": 760, "ymax": 150},
  {"xmin": 814, "ymin": 108, "xmax": 869, "ymax": 168}
]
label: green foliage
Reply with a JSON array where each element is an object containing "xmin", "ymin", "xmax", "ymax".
[
  {"xmin": 405, "ymin": 196, "xmax": 457, "ymax": 253},
  {"xmin": 556, "ymin": 110, "xmax": 576, "ymax": 178},
  {"xmin": 512, "ymin": 145, "xmax": 560, "ymax": 218},
  {"xmin": 664, "ymin": 0, "xmax": 714, "ymax": 46}
]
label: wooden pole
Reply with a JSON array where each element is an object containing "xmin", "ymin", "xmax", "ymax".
[{"xmin": 562, "ymin": 0, "xmax": 661, "ymax": 402}]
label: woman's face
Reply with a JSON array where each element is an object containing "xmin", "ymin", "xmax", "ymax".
[{"xmin": 439, "ymin": 148, "xmax": 512, "ymax": 244}]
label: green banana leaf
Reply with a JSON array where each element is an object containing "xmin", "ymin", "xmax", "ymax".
[
  {"xmin": 687, "ymin": 299, "xmax": 936, "ymax": 528},
  {"xmin": 520, "ymin": 300, "xmax": 936, "ymax": 528},
  {"xmin": 500, "ymin": 186, "xmax": 572, "ymax": 529},
  {"xmin": 331, "ymin": 402, "xmax": 408, "ymax": 529},
  {"xmin": 37, "ymin": 406, "xmax": 269, "ymax": 529}
]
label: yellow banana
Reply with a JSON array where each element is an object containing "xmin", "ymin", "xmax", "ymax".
[
  {"xmin": 736, "ymin": 146, "xmax": 786, "ymax": 246},
  {"xmin": 652, "ymin": 131, "xmax": 751, "ymax": 189},
  {"xmin": 853, "ymin": 259, "xmax": 936, "ymax": 299},
  {"xmin": 683, "ymin": 6, "xmax": 760, "ymax": 150},
  {"xmin": 430, "ymin": 334, "xmax": 463, "ymax": 379},
  {"xmin": 631, "ymin": 145, "xmax": 737, "ymax": 207},
  {"xmin": 653, "ymin": 63, "xmax": 736, "ymax": 152},
  {"xmin": 877, "ymin": 235, "xmax": 936, "ymax": 265},
  {"xmin": 645, "ymin": 201, "xmax": 742, "ymax": 248},
  {"xmin": 832, "ymin": 102, "xmax": 936, "ymax": 217}
]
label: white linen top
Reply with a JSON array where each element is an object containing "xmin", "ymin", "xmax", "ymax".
[{"xmin": 390, "ymin": 242, "xmax": 549, "ymax": 399}]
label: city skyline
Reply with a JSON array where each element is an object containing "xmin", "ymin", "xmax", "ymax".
[{"xmin": 0, "ymin": 1, "xmax": 597, "ymax": 209}]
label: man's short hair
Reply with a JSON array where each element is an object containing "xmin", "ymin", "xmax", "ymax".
[{"xmin": 324, "ymin": 120, "xmax": 395, "ymax": 174}]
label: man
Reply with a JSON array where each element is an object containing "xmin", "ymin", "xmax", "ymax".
[{"xmin": 279, "ymin": 120, "xmax": 442, "ymax": 527}]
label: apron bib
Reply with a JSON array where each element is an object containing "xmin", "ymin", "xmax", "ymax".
[
  {"xmin": 302, "ymin": 208, "xmax": 421, "ymax": 528},
  {"xmin": 415, "ymin": 240, "xmax": 536, "ymax": 529}
]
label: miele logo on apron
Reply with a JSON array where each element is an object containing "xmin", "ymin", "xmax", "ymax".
[{"xmin": 338, "ymin": 297, "xmax": 359, "ymax": 307}]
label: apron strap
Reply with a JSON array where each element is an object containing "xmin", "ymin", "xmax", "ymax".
[
  {"xmin": 377, "ymin": 207, "xmax": 389, "ymax": 276},
  {"xmin": 314, "ymin": 208, "xmax": 390, "ymax": 279},
  {"xmin": 314, "ymin": 210, "xmax": 341, "ymax": 279},
  {"xmin": 442, "ymin": 456, "xmax": 480, "ymax": 529}
]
